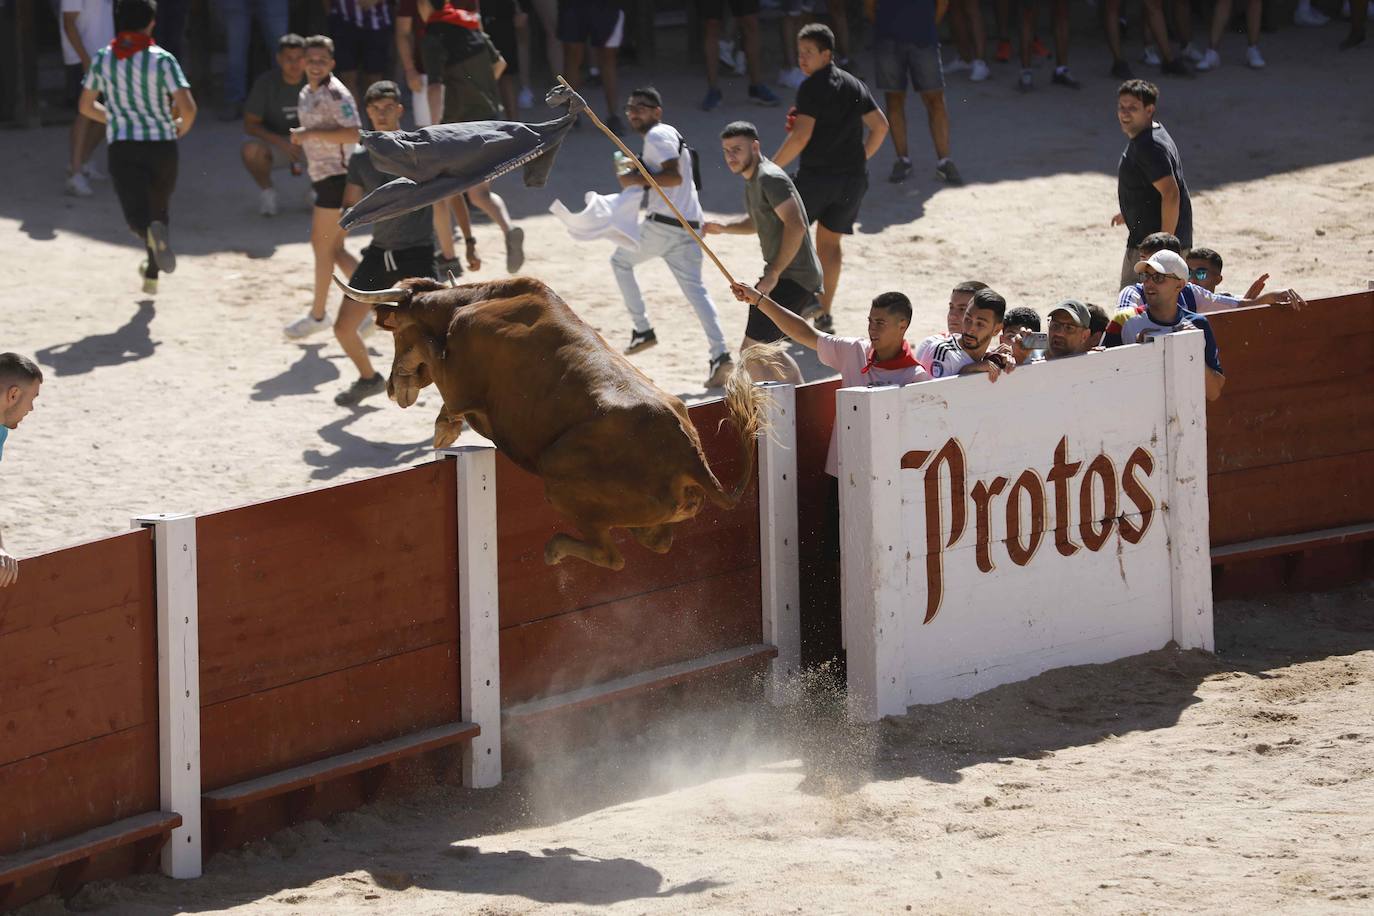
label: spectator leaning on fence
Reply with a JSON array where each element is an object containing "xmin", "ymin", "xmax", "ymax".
[
  {"xmin": 946, "ymin": 279, "xmax": 989, "ymax": 335},
  {"xmin": 79, "ymin": 0, "xmax": 196, "ymax": 297},
  {"xmin": 1000, "ymin": 305, "xmax": 1042, "ymax": 365},
  {"xmin": 241, "ymin": 33, "xmax": 308, "ymax": 217},
  {"xmin": 0, "ymin": 354, "xmax": 43, "ymax": 589},
  {"xmin": 61, "ymin": 0, "xmax": 114, "ymax": 198},
  {"xmin": 1118, "ymin": 232, "xmax": 1307, "ymax": 316},
  {"xmin": 916, "ymin": 287, "xmax": 1015, "ymax": 383},
  {"xmin": 1044, "ymin": 298, "xmax": 1094, "ymax": 360},
  {"xmin": 1104, "ymin": 249, "xmax": 1226, "ymax": 401}
]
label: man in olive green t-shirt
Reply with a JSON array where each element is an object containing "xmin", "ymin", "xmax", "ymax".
[{"xmin": 241, "ymin": 33, "xmax": 308, "ymax": 217}]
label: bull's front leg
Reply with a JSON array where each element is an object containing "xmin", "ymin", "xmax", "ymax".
[{"xmin": 433, "ymin": 406, "xmax": 465, "ymax": 448}]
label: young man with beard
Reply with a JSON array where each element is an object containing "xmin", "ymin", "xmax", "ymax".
[
  {"xmin": 612, "ymin": 87, "xmax": 733, "ymax": 389},
  {"xmin": 772, "ymin": 23, "xmax": 888, "ymax": 333},
  {"xmin": 0, "ymin": 354, "xmax": 42, "ymax": 588},
  {"xmin": 1111, "ymin": 80, "xmax": 1191, "ymax": 291},
  {"xmin": 1105, "ymin": 249, "xmax": 1226, "ymax": 401},
  {"xmin": 916, "ymin": 287, "xmax": 1014, "ymax": 382},
  {"xmin": 705, "ymin": 120, "xmax": 820, "ymax": 385}
]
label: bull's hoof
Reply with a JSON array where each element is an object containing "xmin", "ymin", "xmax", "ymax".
[
  {"xmin": 433, "ymin": 413, "xmax": 464, "ymax": 449},
  {"xmin": 543, "ymin": 537, "xmax": 565, "ymax": 566}
]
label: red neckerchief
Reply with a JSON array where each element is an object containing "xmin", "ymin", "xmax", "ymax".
[
  {"xmin": 426, "ymin": 7, "xmax": 482, "ymax": 28},
  {"xmin": 861, "ymin": 339, "xmax": 919, "ymax": 374},
  {"xmin": 111, "ymin": 31, "xmax": 155, "ymax": 60}
]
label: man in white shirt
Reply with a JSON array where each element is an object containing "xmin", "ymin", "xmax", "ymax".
[
  {"xmin": 611, "ymin": 87, "xmax": 733, "ymax": 389},
  {"xmin": 60, "ymin": 0, "xmax": 114, "ymax": 197},
  {"xmin": 916, "ymin": 287, "xmax": 1014, "ymax": 382}
]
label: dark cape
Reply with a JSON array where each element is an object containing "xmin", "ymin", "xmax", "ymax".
[{"xmin": 340, "ymin": 86, "xmax": 585, "ymax": 230}]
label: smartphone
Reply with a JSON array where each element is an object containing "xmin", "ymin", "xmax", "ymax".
[{"xmin": 1020, "ymin": 331, "xmax": 1050, "ymax": 350}]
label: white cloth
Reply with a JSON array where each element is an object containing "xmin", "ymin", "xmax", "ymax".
[
  {"xmin": 816, "ymin": 335, "xmax": 928, "ymax": 477},
  {"xmin": 641, "ymin": 123, "xmax": 702, "ymax": 224},
  {"xmin": 59, "ymin": 0, "xmax": 114, "ymax": 66},
  {"xmin": 549, "ymin": 190, "xmax": 643, "ymax": 251}
]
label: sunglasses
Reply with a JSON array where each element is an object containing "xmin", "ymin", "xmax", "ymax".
[
  {"xmin": 1190, "ymin": 267, "xmax": 1210, "ymax": 281},
  {"xmin": 1140, "ymin": 270, "xmax": 1179, "ymax": 285}
]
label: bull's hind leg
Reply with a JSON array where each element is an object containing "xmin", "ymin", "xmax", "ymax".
[
  {"xmin": 544, "ymin": 525, "xmax": 625, "ymax": 570},
  {"xmin": 629, "ymin": 524, "xmax": 675, "ymax": 554}
]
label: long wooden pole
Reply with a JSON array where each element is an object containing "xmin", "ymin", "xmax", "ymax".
[{"xmin": 556, "ymin": 75, "xmax": 736, "ymax": 287}]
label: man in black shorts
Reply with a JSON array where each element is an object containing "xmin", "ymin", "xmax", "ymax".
[
  {"xmin": 333, "ymin": 81, "xmax": 440, "ymax": 407},
  {"xmin": 704, "ymin": 120, "xmax": 822, "ymax": 384},
  {"xmin": 558, "ymin": 0, "xmax": 624, "ymax": 133},
  {"xmin": 772, "ymin": 23, "xmax": 888, "ymax": 334},
  {"xmin": 328, "ymin": 0, "xmax": 393, "ymax": 120}
]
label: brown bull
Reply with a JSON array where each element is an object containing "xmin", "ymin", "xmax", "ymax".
[{"xmin": 334, "ymin": 275, "xmax": 777, "ymax": 570}]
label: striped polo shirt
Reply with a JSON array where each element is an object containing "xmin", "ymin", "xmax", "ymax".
[
  {"xmin": 83, "ymin": 43, "xmax": 190, "ymax": 143},
  {"xmin": 331, "ymin": 0, "xmax": 393, "ymax": 30}
]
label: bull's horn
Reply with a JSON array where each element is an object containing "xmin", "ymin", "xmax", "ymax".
[
  {"xmin": 447, "ymin": 270, "xmax": 459, "ymax": 288},
  {"xmin": 331, "ymin": 274, "xmax": 409, "ymax": 304}
]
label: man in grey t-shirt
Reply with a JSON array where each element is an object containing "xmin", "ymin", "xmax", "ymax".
[
  {"xmin": 241, "ymin": 34, "xmax": 309, "ymax": 217},
  {"xmin": 704, "ymin": 120, "xmax": 820, "ymax": 384}
]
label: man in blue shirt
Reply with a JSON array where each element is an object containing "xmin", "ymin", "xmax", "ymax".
[
  {"xmin": 0, "ymin": 353, "xmax": 42, "ymax": 588},
  {"xmin": 871, "ymin": 0, "xmax": 961, "ymax": 185}
]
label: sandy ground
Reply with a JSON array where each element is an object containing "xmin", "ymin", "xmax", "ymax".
[
  {"xmin": 3, "ymin": 18, "xmax": 1374, "ymax": 916},
  {"xmin": 15, "ymin": 583, "xmax": 1374, "ymax": 915}
]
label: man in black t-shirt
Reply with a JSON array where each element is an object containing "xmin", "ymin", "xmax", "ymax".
[
  {"xmin": 772, "ymin": 23, "xmax": 888, "ymax": 334},
  {"xmin": 241, "ymin": 34, "xmax": 309, "ymax": 217},
  {"xmin": 1111, "ymin": 79, "xmax": 1192, "ymax": 290}
]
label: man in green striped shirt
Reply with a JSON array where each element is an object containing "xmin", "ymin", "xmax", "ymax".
[{"xmin": 78, "ymin": 0, "xmax": 197, "ymax": 295}]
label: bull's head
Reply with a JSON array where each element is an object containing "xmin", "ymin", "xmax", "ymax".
[{"xmin": 331, "ymin": 275, "xmax": 452, "ymax": 409}]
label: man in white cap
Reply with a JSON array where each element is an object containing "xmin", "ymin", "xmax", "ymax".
[{"xmin": 1104, "ymin": 249, "xmax": 1226, "ymax": 401}]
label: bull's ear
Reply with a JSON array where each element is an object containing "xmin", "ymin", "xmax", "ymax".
[{"xmin": 374, "ymin": 304, "xmax": 404, "ymax": 330}]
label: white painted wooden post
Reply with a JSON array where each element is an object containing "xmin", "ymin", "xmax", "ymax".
[
  {"xmin": 132, "ymin": 513, "xmax": 202, "ymax": 878},
  {"xmin": 1160, "ymin": 331, "xmax": 1215, "ymax": 651},
  {"xmin": 756, "ymin": 382, "xmax": 800, "ymax": 705},
  {"xmin": 439, "ymin": 446, "xmax": 502, "ymax": 788},
  {"xmin": 836, "ymin": 386, "xmax": 908, "ymax": 722}
]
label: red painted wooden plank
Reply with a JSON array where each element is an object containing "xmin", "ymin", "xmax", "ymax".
[
  {"xmin": 494, "ymin": 397, "xmax": 761, "ymax": 629},
  {"xmin": 0, "ymin": 811, "xmax": 179, "ymax": 887},
  {"xmin": 195, "ymin": 461, "xmax": 458, "ymax": 705},
  {"xmin": 199, "ymin": 643, "xmax": 460, "ymax": 789},
  {"xmin": 499, "ymin": 565, "xmax": 764, "ymax": 706},
  {"xmin": 0, "ymin": 726, "xmax": 160, "ymax": 855},
  {"xmin": 1208, "ymin": 450, "xmax": 1374, "ymax": 546},
  {"xmin": 0, "ymin": 531, "xmax": 156, "ymax": 768},
  {"xmin": 1207, "ymin": 371, "xmax": 1374, "ymax": 473}
]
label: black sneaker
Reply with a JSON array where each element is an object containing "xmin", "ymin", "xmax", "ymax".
[
  {"xmin": 1160, "ymin": 57, "xmax": 1192, "ymax": 76},
  {"xmin": 935, "ymin": 158, "xmax": 964, "ymax": 185},
  {"xmin": 705, "ymin": 352, "xmax": 734, "ymax": 388},
  {"xmin": 147, "ymin": 221, "xmax": 176, "ymax": 274},
  {"xmin": 813, "ymin": 313, "xmax": 835, "ymax": 333},
  {"xmin": 504, "ymin": 226, "xmax": 525, "ymax": 274},
  {"xmin": 889, "ymin": 158, "xmax": 913, "ymax": 183},
  {"xmin": 624, "ymin": 328, "xmax": 657, "ymax": 354},
  {"xmin": 334, "ymin": 373, "xmax": 387, "ymax": 407},
  {"xmin": 1051, "ymin": 67, "xmax": 1081, "ymax": 89},
  {"xmin": 1110, "ymin": 59, "xmax": 1134, "ymax": 79}
]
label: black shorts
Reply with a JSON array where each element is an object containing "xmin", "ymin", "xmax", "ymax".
[
  {"xmin": 483, "ymin": 0, "xmax": 521, "ymax": 73},
  {"xmin": 795, "ymin": 168, "xmax": 869, "ymax": 235},
  {"xmin": 557, "ymin": 0, "xmax": 625, "ymax": 47},
  {"xmin": 328, "ymin": 15, "xmax": 391, "ymax": 73},
  {"xmin": 699, "ymin": 0, "xmax": 761, "ymax": 19},
  {"xmin": 312, "ymin": 174, "xmax": 347, "ymax": 209},
  {"xmin": 748, "ymin": 277, "xmax": 817, "ymax": 343},
  {"xmin": 68, "ymin": 65, "xmax": 104, "ymax": 108},
  {"xmin": 349, "ymin": 244, "xmax": 436, "ymax": 291}
]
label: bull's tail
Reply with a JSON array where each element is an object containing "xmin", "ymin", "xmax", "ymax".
[{"xmin": 707, "ymin": 342, "xmax": 792, "ymax": 509}]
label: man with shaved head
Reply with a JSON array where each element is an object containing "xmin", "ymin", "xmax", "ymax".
[{"xmin": 1, "ymin": 353, "xmax": 42, "ymax": 587}]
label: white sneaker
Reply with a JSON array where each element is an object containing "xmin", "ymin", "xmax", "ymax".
[
  {"xmin": 1246, "ymin": 45, "xmax": 1266, "ymax": 68},
  {"xmin": 1196, "ymin": 48, "xmax": 1220, "ymax": 70},
  {"xmin": 1182, "ymin": 42, "xmax": 1205, "ymax": 62},
  {"xmin": 718, "ymin": 39, "xmax": 738, "ymax": 71},
  {"xmin": 82, "ymin": 162, "xmax": 107, "ymax": 181},
  {"xmin": 65, "ymin": 171, "xmax": 93, "ymax": 197},
  {"xmin": 946, "ymin": 57, "xmax": 971, "ymax": 73},
  {"xmin": 517, "ymin": 86, "xmax": 534, "ymax": 110},
  {"xmin": 1142, "ymin": 45, "xmax": 1162, "ymax": 66},
  {"xmin": 778, "ymin": 66, "xmax": 805, "ymax": 89},
  {"xmin": 284, "ymin": 312, "xmax": 331, "ymax": 339},
  {"xmin": 1294, "ymin": 3, "xmax": 1331, "ymax": 24},
  {"xmin": 259, "ymin": 187, "xmax": 278, "ymax": 217},
  {"xmin": 969, "ymin": 59, "xmax": 991, "ymax": 81}
]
